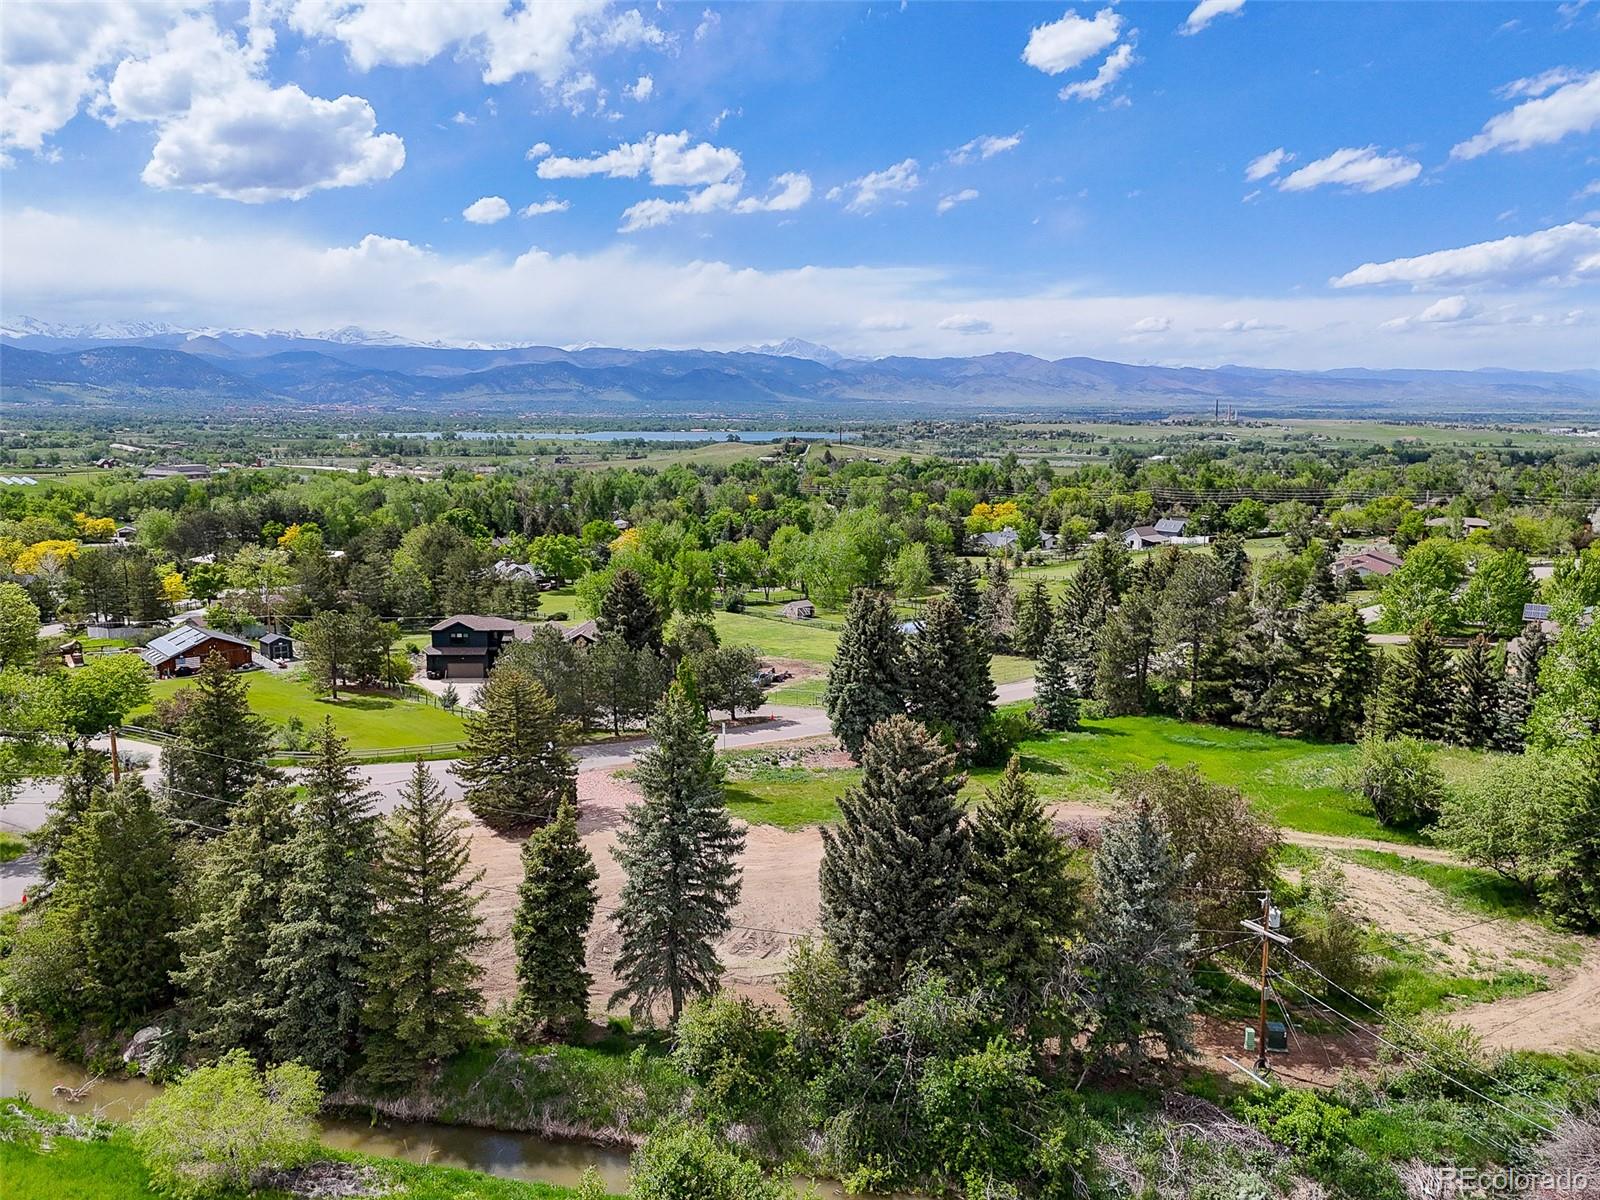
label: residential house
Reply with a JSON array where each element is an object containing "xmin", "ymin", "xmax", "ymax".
[
  {"xmin": 142, "ymin": 463, "xmax": 212, "ymax": 481},
  {"xmin": 975, "ymin": 527, "xmax": 1019, "ymax": 553},
  {"xmin": 562, "ymin": 619, "xmax": 599, "ymax": 648},
  {"xmin": 1333, "ymin": 547, "xmax": 1404, "ymax": 579},
  {"xmin": 1122, "ymin": 516, "xmax": 1190, "ymax": 551},
  {"xmin": 140, "ymin": 625, "xmax": 254, "ymax": 678},
  {"xmin": 492, "ymin": 559, "xmax": 546, "ymax": 585},
  {"xmin": 423, "ymin": 615, "xmax": 534, "ymax": 679}
]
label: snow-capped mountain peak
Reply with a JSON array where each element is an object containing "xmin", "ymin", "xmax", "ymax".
[{"xmin": 736, "ymin": 337, "xmax": 843, "ymax": 366}]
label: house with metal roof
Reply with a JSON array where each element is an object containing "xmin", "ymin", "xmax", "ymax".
[
  {"xmin": 140, "ymin": 625, "xmax": 254, "ymax": 678},
  {"xmin": 423, "ymin": 615, "xmax": 535, "ymax": 679}
]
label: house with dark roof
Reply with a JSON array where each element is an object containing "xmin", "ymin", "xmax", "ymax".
[
  {"xmin": 140, "ymin": 626, "xmax": 254, "ymax": 678},
  {"xmin": 975, "ymin": 527, "xmax": 1019, "ymax": 552},
  {"xmin": 1122, "ymin": 516, "xmax": 1190, "ymax": 551},
  {"xmin": 423, "ymin": 615, "xmax": 535, "ymax": 679},
  {"xmin": 562, "ymin": 619, "xmax": 599, "ymax": 647}
]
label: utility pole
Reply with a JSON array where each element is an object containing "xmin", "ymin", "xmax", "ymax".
[{"xmin": 1241, "ymin": 891, "xmax": 1290, "ymax": 1072}]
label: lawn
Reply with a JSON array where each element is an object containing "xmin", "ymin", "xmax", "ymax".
[
  {"xmin": 0, "ymin": 1098, "xmax": 595, "ymax": 1200},
  {"xmin": 720, "ymin": 716, "xmax": 1480, "ymax": 843},
  {"xmin": 0, "ymin": 831, "xmax": 26, "ymax": 863},
  {"xmin": 133, "ymin": 669, "xmax": 467, "ymax": 754}
]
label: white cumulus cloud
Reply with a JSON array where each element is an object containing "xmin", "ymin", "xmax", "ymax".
[
  {"xmin": 949, "ymin": 132, "xmax": 1022, "ymax": 164},
  {"xmin": 827, "ymin": 158, "xmax": 921, "ymax": 213},
  {"xmin": 1277, "ymin": 146, "xmax": 1421, "ymax": 193},
  {"xmin": 526, "ymin": 141, "xmax": 552, "ymax": 160},
  {"xmin": 463, "ymin": 195, "xmax": 511, "ymax": 224},
  {"xmin": 1380, "ymin": 295, "xmax": 1479, "ymax": 330},
  {"xmin": 1022, "ymin": 7, "xmax": 1122, "ymax": 75},
  {"xmin": 1059, "ymin": 42, "xmax": 1136, "ymax": 102},
  {"xmin": 520, "ymin": 198, "xmax": 570, "ymax": 217},
  {"xmin": 1245, "ymin": 147, "xmax": 1292, "ymax": 181},
  {"xmin": 937, "ymin": 189, "xmax": 979, "ymax": 215},
  {"xmin": 938, "ymin": 313, "xmax": 994, "ymax": 334},
  {"xmin": 1452, "ymin": 69, "xmax": 1600, "ymax": 159},
  {"xmin": 142, "ymin": 80, "xmax": 404, "ymax": 202},
  {"xmin": 1332, "ymin": 222, "xmax": 1600, "ymax": 290},
  {"xmin": 537, "ymin": 130, "xmax": 741, "ymax": 187},
  {"xmin": 625, "ymin": 74, "xmax": 654, "ymax": 101},
  {"xmin": 735, "ymin": 172, "xmax": 813, "ymax": 213},
  {"xmin": 1129, "ymin": 316, "xmax": 1172, "ymax": 333},
  {"xmin": 1180, "ymin": 0, "xmax": 1246, "ymax": 35}
]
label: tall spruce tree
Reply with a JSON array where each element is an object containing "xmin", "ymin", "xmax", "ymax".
[
  {"xmin": 1493, "ymin": 627, "xmax": 1546, "ymax": 752},
  {"xmin": 264, "ymin": 722, "xmax": 379, "ymax": 1080},
  {"xmin": 1013, "ymin": 577, "xmax": 1053, "ymax": 658},
  {"xmin": 979, "ymin": 566, "xmax": 1017, "ymax": 652},
  {"xmin": 173, "ymin": 780, "xmax": 297, "ymax": 1059},
  {"xmin": 598, "ymin": 567, "xmax": 664, "ymax": 652},
  {"xmin": 456, "ymin": 666, "xmax": 576, "ymax": 831},
  {"xmin": 819, "ymin": 715, "xmax": 969, "ymax": 999},
  {"xmin": 1034, "ymin": 611, "xmax": 1082, "ymax": 730},
  {"xmin": 512, "ymin": 798, "xmax": 599, "ymax": 1037},
  {"xmin": 53, "ymin": 778, "xmax": 178, "ymax": 1028},
  {"xmin": 1157, "ymin": 553, "xmax": 1232, "ymax": 717},
  {"xmin": 1079, "ymin": 799, "xmax": 1196, "ymax": 1071},
  {"xmin": 1544, "ymin": 748, "xmax": 1600, "ymax": 931},
  {"xmin": 905, "ymin": 595, "xmax": 995, "ymax": 754},
  {"xmin": 362, "ymin": 760, "xmax": 487, "ymax": 1083},
  {"xmin": 1372, "ymin": 619, "xmax": 1455, "ymax": 740},
  {"xmin": 946, "ymin": 559, "xmax": 982, "ymax": 624},
  {"xmin": 161, "ymin": 651, "xmax": 279, "ymax": 832},
  {"xmin": 35, "ymin": 749, "xmax": 109, "ymax": 883},
  {"xmin": 1095, "ymin": 595, "xmax": 1154, "ymax": 716},
  {"xmin": 1269, "ymin": 603, "xmax": 1374, "ymax": 741},
  {"xmin": 611, "ymin": 684, "xmax": 744, "ymax": 1023},
  {"xmin": 824, "ymin": 589, "xmax": 906, "ymax": 758},
  {"xmin": 1451, "ymin": 634, "xmax": 1499, "ymax": 748},
  {"xmin": 951, "ymin": 756, "xmax": 1078, "ymax": 1028}
]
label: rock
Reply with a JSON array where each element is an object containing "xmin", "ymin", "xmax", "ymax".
[{"xmin": 122, "ymin": 1025, "xmax": 166, "ymax": 1075}]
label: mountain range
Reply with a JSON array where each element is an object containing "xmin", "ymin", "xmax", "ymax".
[{"xmin": 4, "ymin": 319, "xmax": 1598, "ymax": 421}]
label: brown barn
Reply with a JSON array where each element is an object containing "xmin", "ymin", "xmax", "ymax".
[{"xmin": 139, "ymin": 626, "xmax": 255, "ymax": 678}]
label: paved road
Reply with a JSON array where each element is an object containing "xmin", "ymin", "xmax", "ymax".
[{"xmin": 0, "ymin": 699, "xmax": 843, "ymax": 905}]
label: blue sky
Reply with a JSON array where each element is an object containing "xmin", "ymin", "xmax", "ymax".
[{"xmin": 3, "ymin": 1, "xmax": 1598, "ymax": 369}]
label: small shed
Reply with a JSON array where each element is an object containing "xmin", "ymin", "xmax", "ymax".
[
  {"xmin": 781, "ymin": 599, "xmax": 816, "ymax": 620},
  {"xmin": 260, "ymin": 632, "xmax": 294, "ymax": 662}
]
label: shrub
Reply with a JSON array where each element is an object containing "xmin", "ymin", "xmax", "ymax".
[
  {"xmin": 972, "ymin": 708, "xmax": 1042, "ymax": 768},
  {"xmin": 777, "ymin": 934, "xmax": 852, "ymax": 1066},
  {"xmin": 1355, "ymin": 737, "xmax": 1445, "ymax": 829},
  {"xmin": 130, "ymin": 1049, "xmax": 321, "ymax": 1197},
  {"xmin": 672, "ymin": 992, "xmax": 793, "ymax": 1122},
  {"xmin": 629, "ymin": 1122, "xmax": 785, "ymax": 1200},
  {"xmin": 916, "ymin": 1035, "xmax": 1041, "ymax": 1189},
  {"xmin": 0, "ymin": 907, "xmax": 84, "ymax": 1040}
]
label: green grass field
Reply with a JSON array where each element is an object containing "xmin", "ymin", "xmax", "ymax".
[
  {"xmin": 134, "ymin": 669, "xmax": 467, "ymax": 753},
  {"xmin": 0, "ymin": 1098, "xmax": 592, "ymax": 1200},
  {"xmin": 720, "ymin": 715, "xmax": 1499, "ymax": 843},
  {"xmin": 0, "ymin": 831, "xmax": 26, "ymax": 864}
]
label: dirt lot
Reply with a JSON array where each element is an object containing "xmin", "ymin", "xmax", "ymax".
[
  {"xmin": 463, "ymin": 764, "xmax": 1599, "ymax": 1056},
  {"xmin": 467, "ymin": 766, "xmax": 823, "ymax": 1015}
]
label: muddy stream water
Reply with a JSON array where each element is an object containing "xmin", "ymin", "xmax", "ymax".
[{"xmin": 1, "ymin": 1040, "xmax": 857, "ymax": 1196}]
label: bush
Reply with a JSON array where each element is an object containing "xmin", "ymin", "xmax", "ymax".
[
  {"xmin": 130, "ymin": 1049, "xmax": 321, "ymax": 1197},
  {"xmin": 973, "ymin": 708, "xmax": 1042, "ymax": 768},
  {"xmin": 1355, "ymin": 736, "xmax": 1445, "ymax": 829},
  {"xmin": 0, "ymin": 907, "xmax": 85, "ymax": 1040},
  {"xmin": 777, "ymin": 934, "xmax": 852, "ymax": 1066},
  {"xmin": 916, "ymin": 1035, "xmax": 1041, "ymax": 1189},
  {"xmin": 672, "ymin": 992, "xmax": 793, "ymax": 1122},
  {"xmin": 629, "ymin": 1122, "xmax": 785, "ymax": 1200}
]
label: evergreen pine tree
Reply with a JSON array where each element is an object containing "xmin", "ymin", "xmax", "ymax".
[
  {"xmin": 35, "ymin": 749, "xmax": 109, "ymax": 883},
  {"xmin": 53, "ymin": 778, "xmax": 178, "ymax": 1028},
  {"xmin": 823, "ymin": 589, "xmax": 906, "ymax": 758},
  {"xmin": 1493, "ymin": 627, "xmax": 1546, "ymax": 752},
  {"xmin": 161, "ymin": 651, "xmax": 279, "ymax": 832},
  {"xmin": 511, "ymin": 798, "xmax": 598, "ymax": 1037},
  {"xmin": 1094, "ymin": 595, "xmax": 1154, "ymax": 716},
  {"xmin": 1034, "ymin": 612, "xmax": 1081, "ymax": 730},
  {"xmin": 1211, "ymin": 533, "xmax": 1248, "ymax": 590},
  {"xmin": 1079, "ymin": 799, "xmax": 1196, "ymax": 1071},
  {"xmin": 905, "ymin": 595, "xmax": 995, "ymax": 753},
  {"xmin": 1451, "ymin": 634, "xmax": 1498, "ymax": 748},
  {"xmin": 1372, "ymin": 619, "xmax": 1455, "ymax": 740},
  {"xmin": 819, "ymin": 715, "xmax": 969, "ymax": 999},
  {"xmin": 611, "ymin": 684, "xmax": 744, "ymax": 1023},
  {"xmin": 173, "ymin": 780, "xmax": 296, "ymax": 1059},
  {"xmin": 946, "ymin": 559, "xmax": 982, "ymax": 624},
  {"xmin": 361, "ymin": 760, "xmax": 487, "ymax": 1083},
  {"xmin": 263, "ymin": 722, "xmax": 379, "ymax": 1080},
  {"xmin": 951, "ymin": 756, "xmax": 1078, "ymax": 1028},
  {"xmin": 598, "ymin": 567, "xmax": 664, "ymax": 652},
  {"xmin": 456, "ymin": 666, "xmax": 577, "ymax": 831},
  {"xmin": 1270, "ymin": 604, "xmax": 1374, "ymax": 741},
  {"xmin": 1543, "ymin": 748, "xmax": 1600, "ymax": 932},
  {"xmin": 1013, "ymin": 577, "xmax": 1053, "ymax": 658},
  {"xmin": 979, "ymin": 567, "xmax": 1016, "ymax": 652}
]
